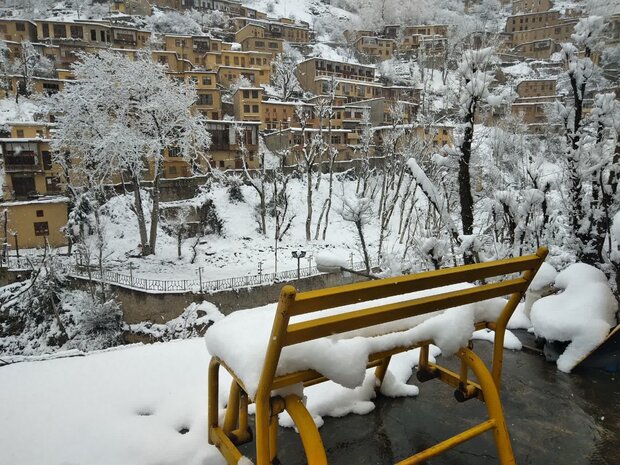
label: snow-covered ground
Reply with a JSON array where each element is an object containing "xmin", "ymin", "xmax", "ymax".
[
  {"xmin": 87, "ymin": 178, "xmax": 385, "ymax": 282},
  {"xmin": 1, "ymin": 283, "xmax": 523, "ymax": 465},
  {"xmin": 0, "ymin": 336, "xmax": 443, "ymax": 465}
]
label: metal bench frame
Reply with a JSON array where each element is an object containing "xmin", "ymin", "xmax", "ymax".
[{"xmin": 208, "ymin": 247, "xmax": 548, "ymax": 465}]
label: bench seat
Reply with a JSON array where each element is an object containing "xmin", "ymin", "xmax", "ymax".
[{"xmin": 206, "ymin": 283, "xmax": 507, "ymax": 399}]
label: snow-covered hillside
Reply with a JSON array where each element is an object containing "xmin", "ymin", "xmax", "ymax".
[{"xmin": 239, "ymin": 0, "xmax": 357, "ymax": 27}]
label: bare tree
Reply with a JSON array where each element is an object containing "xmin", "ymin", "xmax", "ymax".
[
  {"xmin": 339, "ymin": 195, "xmax": 373, "ymax": 272},
  {"xmin": 294, "ymin": 105, "xmax": 329, "ymax": 241}
]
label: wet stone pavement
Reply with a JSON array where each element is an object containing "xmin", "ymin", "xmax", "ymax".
[{"xmin": 240, "ymin": 332, "xmax": 619, "ymax": 465}]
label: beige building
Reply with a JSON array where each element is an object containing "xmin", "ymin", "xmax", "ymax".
[
  {"xmin": 36, "ymin": 20, "xmax": 151, "ymax": 50},
  {"xmin": 204, "ymin": 120, "xmax": 261, "ymax": 170},
  {"xmin": 516, "ymin": 79, "xmax": 556, "ymax": 98},
  {"xmin": 216, "ymin": 65, "xmax": 268, "ymax": 87},
  {"xmin": 163, "ymin": 34, "xmax": 227, "ymax": 68},
  {"xmin": 232, "ymin": 17, "xmax": 311, "ymax": 43},
  {"xmin": 0, "ymin": 123, "xmax": 63, "ymax": 202},
  {"xmin": 512, "ymin": 39, "xmax": 560, "ymax": 59},
  {"xmin": 184, "ymin": 70, "xmax": 222, "ymax": 120},
  {"xmin": 111, "ymin": 0, "xmax": 153, "ymax": 16},
  {"xmin": 505, "ymin": 11, "xmax": 560, "ymax": 33},
  {"xmin": 297, "ymin": 58, "xmax": 376, "ymax": 90},
  {"xmin": 0, "ymin": 19, "xmax": 38, "ymax": 43},
  {"xmin": 512, "ymin": 0, "xmax": 553, "ymax": 14},
  {"xmin": 0, "ymin": 197, "xmax": 69, "ymax": 249},
  {"xmin": 354, "ymin": 36, "xmax": 396, "ymax": 61},
  {"xmin": 511, "ymin": 20, "xmax": 577, "ymax": 46}
]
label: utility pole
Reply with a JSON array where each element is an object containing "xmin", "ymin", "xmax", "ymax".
[{"xmin": 197, "ymin": 266, "xmax": 204, "ymax": 292}]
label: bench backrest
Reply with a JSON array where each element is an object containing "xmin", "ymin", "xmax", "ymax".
[{"xmin": 255, "ymin": 247, "xmax": 548, "ymax": 400}]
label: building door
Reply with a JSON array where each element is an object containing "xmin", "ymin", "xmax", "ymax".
[{"xmin": 11, "ymin": 175, "xmax": 36, "ymax": 198}]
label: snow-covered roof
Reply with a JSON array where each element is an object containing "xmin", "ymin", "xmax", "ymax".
[
  {"xmin": 314, "ymin": 76, "xmax": 382, "ymax": 87},
  {"xmin": 0, "ymin": 138, "xmax": 51, "ymax": 143},
  {"xmin": 0, "ymin": 196, "xmax": 69, "ymax": 207},
  {"xmin": 204, "ymin": 119, "xmax": 261, "ymax": 125},
  {"xmin": 300, "ymin": 56, "xmax": 375, "ymax": 69}
]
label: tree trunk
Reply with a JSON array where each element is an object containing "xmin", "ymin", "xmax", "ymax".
[
  {"xmin": 132, "ymin": 175, "xmax": 150, "ymax": 256},
  {"xmin": 306, "ymin": 168, "xmax": 313, "ymax": 241},
  {"xmin": 458, "ymin": 99, "xmax": 476, "ymax": 265},
  {"xmin": 148, "ymin": 157, "xmax": 163, "ymax": 255},
  {"xmin": 260, "ymin": 189, "xmax": 266, "ymax": 235},
  {"xmin": 356, "ymin": 220, "xmax": 370, "ymax": 273}
]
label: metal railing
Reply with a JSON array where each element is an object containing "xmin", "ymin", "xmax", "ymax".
[{"xmin": 71, "ymin": 259, "xmax": 376, "ymax": 294}]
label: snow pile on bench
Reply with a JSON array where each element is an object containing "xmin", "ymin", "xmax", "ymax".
[
  {"xmin": 206, "ymin": 283, "xmax": 508, "ymax": 399},
  {"xmin": 530, "ymin": 263, "xmax": 617, "ymax": 372}
]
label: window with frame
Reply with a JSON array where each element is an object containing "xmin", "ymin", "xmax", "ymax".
[
  {"xmin": 244, "ymin": 104, "xmax": 250, "ymax": 113},
  {"xmin": 42, "ymin": 151, "xmax": 52, "ymax": 170},
  {"xmin": 36, "ymin": 209, "xmax": 44, "ymax": 217},
  {"xmin": 70, "ymin": 25, "xmax": 83, "ymax": 39},
  {"xmin": 269, "ymin": 42, "xmax": 278, "ymax": 49},
  {"xmin": 53, "ymin": 24, "xmax": 66, "ymax": 38},
  {"xmin": 202, "ymin": 76, "xmax": 212, "ymax": 85},
  {"xmin": 197, "ymin": 93, "xmax": 213, "ymax": 105},
  {"xmin": 16, "ymin": 22, "xmax": 25, "ymax": 32},
  {"xmin": 42, "ymin": 23, "xmax": 49, "ymax": 36},
  {"xmin": 90, "ymin": 29, "xmax": 97, "ymax": 41},
  {"xmin": 252, "ymin": 90, "xmax": 259, "ymax": 98},
  {"xmin": 252, "ymin": 105, "xmax": 259, "ymax": 113},
  {"xmin": 34, "ymin": 221, "xmax": 49, "ymax": 237}
]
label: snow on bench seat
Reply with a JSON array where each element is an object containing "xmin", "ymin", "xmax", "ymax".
[{"xmin": 205, "ymin": 283, "xmax": 507, "ymax": 399}]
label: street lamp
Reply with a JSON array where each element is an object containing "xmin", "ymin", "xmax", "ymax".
[{"xmin": 291, "ymin": 250, "xmax": 306, "ymax": 280}]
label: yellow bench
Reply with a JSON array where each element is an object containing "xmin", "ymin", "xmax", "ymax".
[{"xmin": 208, "ymin": 247, "xmax": 548, "ymax": 465}]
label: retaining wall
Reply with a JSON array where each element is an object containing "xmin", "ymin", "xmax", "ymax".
[{"xmin": 71, "ymin": 271, "xmax": 368, "ymax": 325}]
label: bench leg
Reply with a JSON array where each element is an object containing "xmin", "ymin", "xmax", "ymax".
[
  {"xmin": 269, "ymin": 412, "xmax": 279, "ymax": 464},
  {"xmin": 458, "ymin": 347, "xmax": 516, "ymax": 465},
  {"xmin": 374, "ymin": 355, "xmax": 392, "ymax": 389},
  {"xmin": 284, "ymin": 394, "xmax": 328, "ymax": 465},
  {"xmin": 208, "ymin": 358, "xmax": 220, "ymax": 445}
]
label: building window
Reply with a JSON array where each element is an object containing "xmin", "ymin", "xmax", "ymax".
[
  {"xmin": 252, "ymin": 105, "xmax": 259, "ymax": 113},
  {"xmin": 90, "ymin": 29, "xmax": 97, "ymax": 41},
  {"xmin": 16, "ymin": 129, "xmax": 24, "ymax": 137},
  {"xmin": 202, "ymin": 76, "xmax": 212, "ymax": 85},
  {"xmin": 197, "ymin": 93, "xmax": 213, "ymax": 105},
  {"xmin": 169, "ymin": 165, "xmax": 177, "ymax": 175},
  {"xmin": 255, "ymin": 41, "xmax": 265, "ymax": 47},
  {"xmin": 42, "ymin": 23, "xmax": 49, "ymax": 37},
  {"xmin": 70, "ymin": 25, "xmax": 83, "ymax": 39},
  {"xmin": 36, "ymin": 209, "xmax": 44, "ymax": 217},
  {"xmin": 42, "ymin": 151, "xmax": 52, "ymax": 170},
  {"xmin": 34, "ymin": 221, "xmax": 49, "ymax": 237},
  {"xmin": 243, "ymin": 89, "xmax": 250, "ymax": 98},
  {"xmin": 244, "ymin": 104, "xmax": 251, "ymax": 113},
  {"xmin": 53, "ymin": 24, "xmax": 66, "ymax": 38},
  {"xmin": 16, "ymin": 22, "xmax": 25, "ymax": 32},
  {"xmin": 252, "ymin": 90, "xmax": 259, "ymax": 98},
  {"xmin": 269, "ymin": 42, "xmax": 278, "ymax": 49}
]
